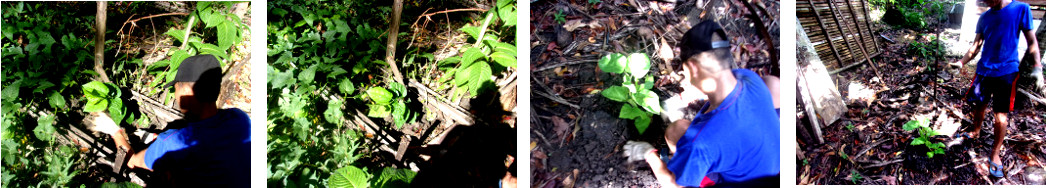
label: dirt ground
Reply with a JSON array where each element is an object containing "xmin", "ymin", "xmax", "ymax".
[{"xmin": 797, "ymin": 28, "xmax": 1046, "ymax": 185}]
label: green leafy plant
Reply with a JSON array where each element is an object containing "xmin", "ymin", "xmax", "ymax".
[
  {"xmin": 849, "ymin": 170, "xmax": 863, "ymax": 184},
  {"xmin": 81, "ymin": 81, "xmax": 131, "ymax": 125},
  {"xmin": 553, "ymin": 10, "xmax": 566, "ymax": 24},
  {"xmin": 839, "ymin": 150, "xmax": 849, "ymax": 160},
  {"xmin": 363, "ymin": 83, "xmax": 417, "ymax": 129},
  {"xmin": 907, "ymin": 34, "xmax": 945, "ymax": 64},
  {"xmin": 903, "ymin": 117, "xmax": 946, "ymax": 158},
  {"xmin": 439, "ymin": 0, "xmax": 517, "ymax": 98},
  {"xmin": 845, "ymin": 122, "xmax": 855, "ymax": 132},
  {"xmin": 598, "ymin": 53, "xmax": 661, "ymax": 134},
  {"xmin": 328, "ymin": 166, "xmax": 416, "ymax": 188}
]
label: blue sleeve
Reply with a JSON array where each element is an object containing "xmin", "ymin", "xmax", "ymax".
[
  {"xmin": 144, "ymin": 129, "xmax": 190, "ymax": 169},
  {"xmin": 1021, "ymin": 3, "xmax": 1032, "ymax": 30},
  {"xmin": 976, "ymin": 14, "xmax": 986, "ymax": 34}
]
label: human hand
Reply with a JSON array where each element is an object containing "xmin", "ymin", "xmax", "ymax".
[
  {"xmin": 950, "ymin": 60, "xmax": 967, "ymax": 77},
  {"xmin": 1033, "ymin": 66, "xmax": 1045, "ymax": 93},
  {"xmin": 624, "ymin": 140, "xmax": 655, "ymax": 162}
]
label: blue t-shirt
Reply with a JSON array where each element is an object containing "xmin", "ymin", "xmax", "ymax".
[
  {"xmin": 975, "ymin": 1, "xmax": 1033, "ymax": 77},
  {"xmin": 144, "ymin": 108, "xmax": 251, "ymax": 186},
  {"xmin": 666, "ymin": 69, "xmax": 780, "ymax": 187}
]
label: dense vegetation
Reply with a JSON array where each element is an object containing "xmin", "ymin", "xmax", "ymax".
[
  {"xmin": 265, "ymin": 0, "xmax": 515, "ymax": 187},
  {"xmin": 2, "ymin": 2, "xmax": 247, "ymax": 186}
]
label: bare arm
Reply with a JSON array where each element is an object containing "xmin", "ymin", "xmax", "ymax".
[
  {"xmin": 1024, "ymin": 29, "xmax": 1042, "ymax": 68},
  {"xmin": 645, "ymin": 150, "xmax": 683, "ymax": 188},
  {"xmin": 957, "ymin": 34, "xmax": 985, "ymax": 66},
  {"xmin": 127, "ymin": 148, "xmax": 152, "ymax": 171}
]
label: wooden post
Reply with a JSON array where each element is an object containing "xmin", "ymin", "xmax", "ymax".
[
  {"xmin": 859, "ymin": 0, "xmax": 881, "ymax": 52},
  {"xmin": 807, "ymin": 0, "xmax": 846, "ymax": 68}
]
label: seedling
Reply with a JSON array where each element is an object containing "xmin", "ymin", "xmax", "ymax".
[
  {"xmin": 554, "ymin": 10, "xmax": 566, "ymax": 24},
  {"xmin": 850, "ymin": 170, "xmax": 863, "ymax": 184},
  {"xmin": 845, "ymin": 122, "xmax": 855, "ymax": 132},
  {"xmin": 902, "ymin": 117, "xmax": 945, "ymax": 158},
  {"xmin": 598, "ymin": 53, "xmax": 661, "ymax": 134}
]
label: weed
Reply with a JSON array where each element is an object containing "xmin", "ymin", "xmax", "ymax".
[
  {"xmin": 903, "ymin": 117, "xmax": 946, "ymax": 158},
  {"xmin": 554, "ymin": 10, "xmax": 566, "ymax": 24},
  {"xmin": 598, "ymin": 53, "xmax": 661, "ymax": 134}
]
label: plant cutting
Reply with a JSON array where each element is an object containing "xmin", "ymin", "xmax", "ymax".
[
  {"xmin": 903, "ymin": 117, "xmax": 945, "ymax": 158},
  {"xmin": 598, "ymin": 52, "xmax": 662, "ymax": 134}
]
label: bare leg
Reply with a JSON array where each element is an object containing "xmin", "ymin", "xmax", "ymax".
[
  {"xmin": 991, "ymin": 112, "xmax": 1008, "ymax": 165},
  {"xmin": 969, "ymin": 103, "xmax": 989, "ymax": 138},
  {"xmin": 665, "ymin": 119, "xmax": 691, "ymax": 154}
]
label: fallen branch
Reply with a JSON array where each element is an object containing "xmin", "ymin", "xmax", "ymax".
[
  {"xmin": 534, "ymin": 59, "xmax": 598, "ymax": 72},
  {"xmin": 859, "ymin": 159, "xmax": 903, "ymax": 169},
  {"xmin": 1019, "ymin": 88, "xmax": 1046, "ymax": 106}
]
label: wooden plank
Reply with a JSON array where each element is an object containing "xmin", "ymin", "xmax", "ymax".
[{"xmin": 798, "ymin": 17, "xmax": 847, "ymax": 143}]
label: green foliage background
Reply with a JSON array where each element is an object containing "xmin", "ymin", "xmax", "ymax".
[{"xmin": 1, "ymin": 2, "xmax": 248, "ymax": 186}]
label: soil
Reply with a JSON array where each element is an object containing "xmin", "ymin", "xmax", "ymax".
[{"xmin": 797, "ymin": 27, "xmax": 1046, "ymax": 185}]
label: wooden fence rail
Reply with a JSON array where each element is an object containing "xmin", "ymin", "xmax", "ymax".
[{"xmin": 797, "ymin": 0, "xmax": 881, "ymax": 71}]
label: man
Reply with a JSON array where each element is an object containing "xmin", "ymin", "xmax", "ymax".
[
  {"xmin": 626, "ymin": 20, "xmax": 780, "ymax": 187},
  {"xmin": 952, "ymin": 0, "xmax": 1043, "ymax": 178},
  {"xmin": 110, "ymin": 54, "xmax": 251, "ymax": 186}
]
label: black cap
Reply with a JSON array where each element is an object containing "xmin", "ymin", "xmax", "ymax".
[
  {"xmin": 165, "ymin": 54, "xmax": 222, "ymax": 88},
  {"xmin": 679, "ymin": 20, "xmax": 730, "ymax": 61}
]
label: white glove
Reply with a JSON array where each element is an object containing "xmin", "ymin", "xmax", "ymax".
[
  {"xmin": 88, "ymin": 112, "xmax": 120, "ymax": 135},
  {"xmin": 623, "ymin": 141, "xmax": 655, "ymax": 162},
  {"xmin": 1033, "ymin": 66, "xmax": 1045, "ymax": 92}
]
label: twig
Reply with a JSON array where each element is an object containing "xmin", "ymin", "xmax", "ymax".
[
  {"xmin": 534, "ymin": 90, "xmax": 581, "ymax": 109},
  {"xmin": 859, "ymin": 159, "xmax": 903, "ymax": 169},
  {"xmin": 115, "ymin": 12, "xmax": 190, "ymax": 57},
  {"xmin": 180, "ymin": 13, "xmax": 196, "ymax": 49},
  {"xmin": 407, "ymin": 8, "xmax": 489, "ymax": 49},
  {"xmin": 534, "ymin": 59, "xmax": 598, "ymax": 72}
]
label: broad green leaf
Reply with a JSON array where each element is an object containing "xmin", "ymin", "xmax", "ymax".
[
  {"xmin": 299, "ymin": 64, "xmax": 317, "ymax": 85},
  {"xmin": 634, "ymin": 89, "xmax": 661, "ymax": 114},
  {"xmin": 927, "ymin": 152, "xmax": 934, "ymax": 158},
  {"xmin": 1, "ymin": 81, "xmax": 19, "ymax": 103},
  {"xmin": 48, "ymin": 91, "xmax": 65, "ymax": 109},
  {"xmin": 33, "ymin": 114, "xmax": 55, "ymax": 142},
  {"xmin": 164, "ymin": 29, "xmax": 187, "ymax": 44},
  {"xmin": 109, "ymin": 99, "xmax": 125, "ymax": 124},
  {"xmin": 643, "ymin": 76, "xmax": 655, "ymax": 90},
  {"xmin": 461, "ymin": 47, "xmax": 484, "ymax": 67},
  {"xmin": 389, "ymin": 82, "xmax": 407, "ymax": 97},
  {"xmin": 367, "ymin": 104, "xmax": 391, "ymax": 118},
  {"xmin": 338, "ymin": 79, "xmax": 355, "ymax": 95},
  {"xmin": 627, "ymin": 53, "xmax": 651, "ymax": 78},
  {"xmin": 459, "ymin": 25, "xmax": 482, "ymax": 41},
  {"xmin": 601, "ymin": 86, "xmax": 630, "ymax": 102},
  {"xmin": 911, "ymin": 137, "xmax": 925, "ymax": 146},
  {"xmin": 193, "ymin": 42, "xmax": 228, "ymax": 60},
  {"xmin": 490, "ymin": 51, "xmax": 516, "ymax": 68},
  {"xmin": 217, "ymin": 21, "xmax": 238, "ymax": 50},
  {"xmin": 487, "ymin": 40, "xmax": 516, "ymax": 55},
  {"xmin": 618, "ymin": 103, "xmax": 645, "ymax": 120},
  {"xmin": 392, "ymin": 101, "xmax": 407, "ymax": 129},
  {"xmin": 373, "ymin": 167, "xmax": 417, "ymax": 188},
  {"xmin": 463, "ymin": 61, "xmax": 492, "ymax": 96},
  {"xmin": 367, "ymin": 87, "xmax": 394, "ymax": 105},
  {"xmin": 324, "ymin": 98, "xmax": 344, "ymax": 125},
  {"xmin": 598, "ymin": 53, "xmax": 627, "ymax": 74},
  {"xmin": 84, "ymin": 97, "xmax": 108, "ymax": 112},
  {"xmin": 328, "ymin": 166, "xmax": 369, "ymax": 188},
  {"xmin": 82, "ymin": 81, "xmax": 109, "ymax": 98},
  {"xmin": 635, "ymin": 116, "xmax": 651, "ymax": 135},
  {"xmin": 497, "ymin": 5, "xmax": 517, "ymax": 27}
]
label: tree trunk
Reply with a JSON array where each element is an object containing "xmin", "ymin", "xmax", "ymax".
[
  {"xmin": 385, "ymin": 0, "xmax": 405, "ymax": 84},
  {"xmin": 95, "ymin": 1, "xmax": 111, "ymax": 83}
]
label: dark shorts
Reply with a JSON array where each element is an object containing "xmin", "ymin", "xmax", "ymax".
[{"xmin": 965, "ymin": 72, "xmax": 1020, "ymax": 112}]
